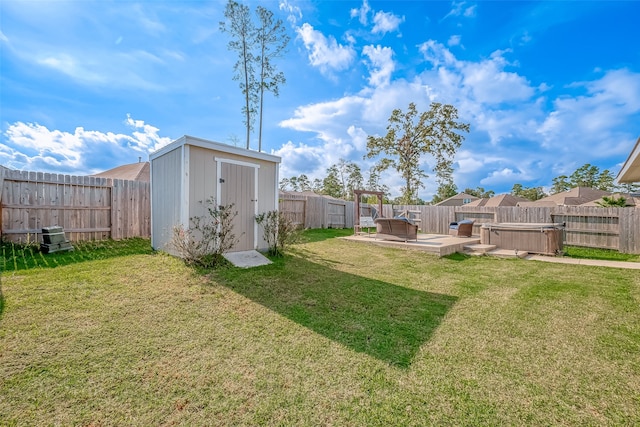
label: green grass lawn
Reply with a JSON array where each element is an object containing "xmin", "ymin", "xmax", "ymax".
[
  {"xmin": 1, "ymin": 232, "xmax": 639, "ymax": 426},
  {"xmin": 563, "ymin": 245, "xmax": 640, "ymax": 262}
]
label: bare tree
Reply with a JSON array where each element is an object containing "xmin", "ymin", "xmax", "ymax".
[
  {"xmin": 220, "ymin": 1, "xmax": 289, "ymax": 152},
  {"xmin": 220, "ymin": 0, "xmax": 257, "ymax": 149},
  {"xmin": 255, "ymin": 6, "xmax": 289, "ymax": 152}
]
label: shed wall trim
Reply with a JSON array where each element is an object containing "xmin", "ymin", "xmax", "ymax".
[
  {"xmin": 181, "ymin": 144, "xmax": 190, "ymax": 227},
  {"xmin": 214, "ymin": 157, "xmax": 261, "ymax": 169}
]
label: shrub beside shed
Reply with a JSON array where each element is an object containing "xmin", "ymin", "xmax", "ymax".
[{"xmin": 149, "ymin": 135, "xmax": 281, "ymax": 254}]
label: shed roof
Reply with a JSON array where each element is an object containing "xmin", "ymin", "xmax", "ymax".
[
  {"xmin": 617, "ymin": 136, "xmax": 640, "ymax": 183},
  {"xmin": 150, "ymin": 135, "xmax": 281, "ymax": 163},
  {"xmin": 93, "ymin": 161, "xmax": 150, "ymax": 182}
]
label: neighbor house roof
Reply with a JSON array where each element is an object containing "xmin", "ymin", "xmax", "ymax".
[
  {"xmin": 617, "ymin": 136, "xmax": 640, "ymax": 183},
  {"xmin": 93, "ymin": 160, "xmax": 150, "ymax": 182},
  {"xmin": 580, "ymin": 193, "xmax": 639, "ymax": 207},
  {"xmin": 433, "ymin": 192, "xmax": 479, "ymax": 206},
  {"xmin": 465, "ymin": 194, "xmax": 529, "ymax": 207},
  {"xmin": 517, "ymin": 187, "xmax": 610, "ymax": 207},
  {"xmin": 517, "ymin": 200, "xmax": 559, "ymax": 207}
]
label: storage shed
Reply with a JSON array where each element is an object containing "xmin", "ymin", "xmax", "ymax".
[{"xmin": 149, "ymin": 135, "xmax": 281, "ymax": 253}]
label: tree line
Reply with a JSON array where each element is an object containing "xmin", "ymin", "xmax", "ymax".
[{"xmin": 282, "ymin": 152, "xmax": 638, "ymax": 206}]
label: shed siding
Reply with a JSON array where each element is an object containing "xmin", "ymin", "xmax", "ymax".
[
  {"xmin": 188, "ymin": 146, "xmax": 217, "ymax": 221},
  {"xmin": 151, "ymin": 146, "xmax": 182, "ymax": 252},
  {"xmin": 257, "ymin": 160, "xmax": 277, "ymax": 215},
  {"xmin": 151, "ymin": 137, "xmax": 279, "ymax": 253}
]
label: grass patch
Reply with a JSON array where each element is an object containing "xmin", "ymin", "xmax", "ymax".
[
  {"xmin": 298, "ymin": 227, "xmax": 354, "ymax": 243},
  {"xmin": 0, "ymin": 237, "xmax": 154, "ymax": 272},
  {"xmin": 1, "ymin": 233, "xmax": 639, "ymax": 425},
  {"xmin": 215, "ymin": 255, "xmax": 456, "ymax": 368},
  {"xmin": 564, "ymin": 245, "xmax": 640, "ymax": 262}
]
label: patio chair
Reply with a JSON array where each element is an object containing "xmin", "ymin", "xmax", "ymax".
[
  {"xmin": 375, "ymin": 217, "xmax": 419, "ymax": 242},
  {"xmin": 449, "ymin": 219, "xmax": 474, "ymax": 237}
]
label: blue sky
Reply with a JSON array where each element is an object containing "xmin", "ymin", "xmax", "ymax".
[{"xmin": 1, "ymin": 0, "xmax": 639, "ymax": 199}]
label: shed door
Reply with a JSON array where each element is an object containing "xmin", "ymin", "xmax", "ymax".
[{"xmin": 220, "ymin": 162, "xmax": 256, "ymax": 251}]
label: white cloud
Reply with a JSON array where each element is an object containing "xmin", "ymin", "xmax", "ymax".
[
  {"xmin": 29, "ymin": 47, "xmax": 169, "ymax": 91},
  {"xmin": 418, "ymin": 40, "xmax": 459, "ymax": 68},
  {"xmin": 124, "ymin": 114, "xmax": 172, "ymax": 152},
  {"xmin": 442, "ymin": 1, "xmax": 477, "ymax": 21},
  {"xmin": 362, "ymin": 45, "xmax": 395, "ymax": 88},
  {"xmin": 420, "ymin": 41, "xmax": 535, "ymax": 105},
  {"xmin": 1, "ymin": 116, "xmax": 171, "ymax": 174},
  {"xmin": 38, "ymin": 53, "xmax": 106, "ymax": 84},
  {"xmin": 537, "ymin": 68, "xmax": 640, "ymax": 154},
  {"xmin": 463, "ymin": 4, "xmax": 477, "ymax": 18},
  {"xmin": 372, "ymin": 11, "xmax": 404, "ymax": 35},
  {"xmin": 462, "ymin": 58, "xmax": 535, "ymax": 104},
  {"xmin": 350, "ymin": 1, "xmax": 403, "ymax": 36},
  {"xmin": 347, "ymin": 126, "xmax": 368, "ymax": 151},
  {"xmin": 480, "ymin": 167, "xmax": 532, "ymax": 186},
  {"xmin": 273, "ymin": 141, "xmax": 325, "ymax": 178},
  {"xmin": 279, "ymin": 0, "xmax": 302, "ymax": 25},
  {"xmin": 448, "ymin": 35, "xmax": 462, "ymax": 47},
  {"xmin": 520, "ymin": 31, "xmax": 532, "ymax": 45},
  {"xmin": 296, "ymin": 23, "xmax": 356, "ymax": 74},
  {"xmin": 456, "ymin": 151, "xmax": 486, "ymax": 173},
  {"xmin": 350, "ymin": 0, "xmax": 371, "ymax": 25},
  {"xmin": 131, "ymin": 3, "xmax": 166, "ymax": 35},
  {"xmin": 280, "ymin": 96, "xmax": 368, "ymax": 139}
]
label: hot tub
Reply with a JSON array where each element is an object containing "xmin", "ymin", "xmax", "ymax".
[{"xmin": 480, "ymin": 223, "xmax": 564, "ymax": 256}]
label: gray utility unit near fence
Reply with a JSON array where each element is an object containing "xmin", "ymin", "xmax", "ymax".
[{"xmin": 1, "ymin": 166, "xmax": 150, "ymax": 243}]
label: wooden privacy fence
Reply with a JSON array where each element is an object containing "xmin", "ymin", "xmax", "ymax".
[
  {"xmin": 1, "ymin": 166, "xmax": 150, "ymax": 243},
  {"xmin": 3, "ymin": 168, "xmax": 638, "ymax": 254},
  {"xmin": 279, "ymin": 193, "xmax": 354, "ymax": 229},
  {"xmin": 390, "ymin": 204, "xmax": 639, "ymax": 254},
  {"xmin": 278, "ymin": 197, "xmax": 639, "ymax": 253}
]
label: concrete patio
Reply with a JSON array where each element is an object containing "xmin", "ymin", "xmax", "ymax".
[
  {"xmin": 342, "ymin": 232, "xmax": 640, "ymax": 269},
  {"xmin": 341, "ymin": 232, "xmax": 481, "ymax": 256}
]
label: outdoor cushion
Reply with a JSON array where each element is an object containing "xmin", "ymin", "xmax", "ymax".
[
  {"xmin": 449, "ymin": 219, "xmax": 475, "ymax": 237},
  {"xmin": 394, "ymin": 215, "xmax": 415, "ymax": 224},
  {"xmin": 375, "ymin": 218, "xmax": 418, "ymax": 242},
  {"xmin": 449, "ymin": 219, "xmax": 473, "ymax": 229}
]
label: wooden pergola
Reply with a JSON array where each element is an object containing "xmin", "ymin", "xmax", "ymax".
[{"xmin": 353, "ymin": 189, "xmax": 384, "ymax": 235}]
